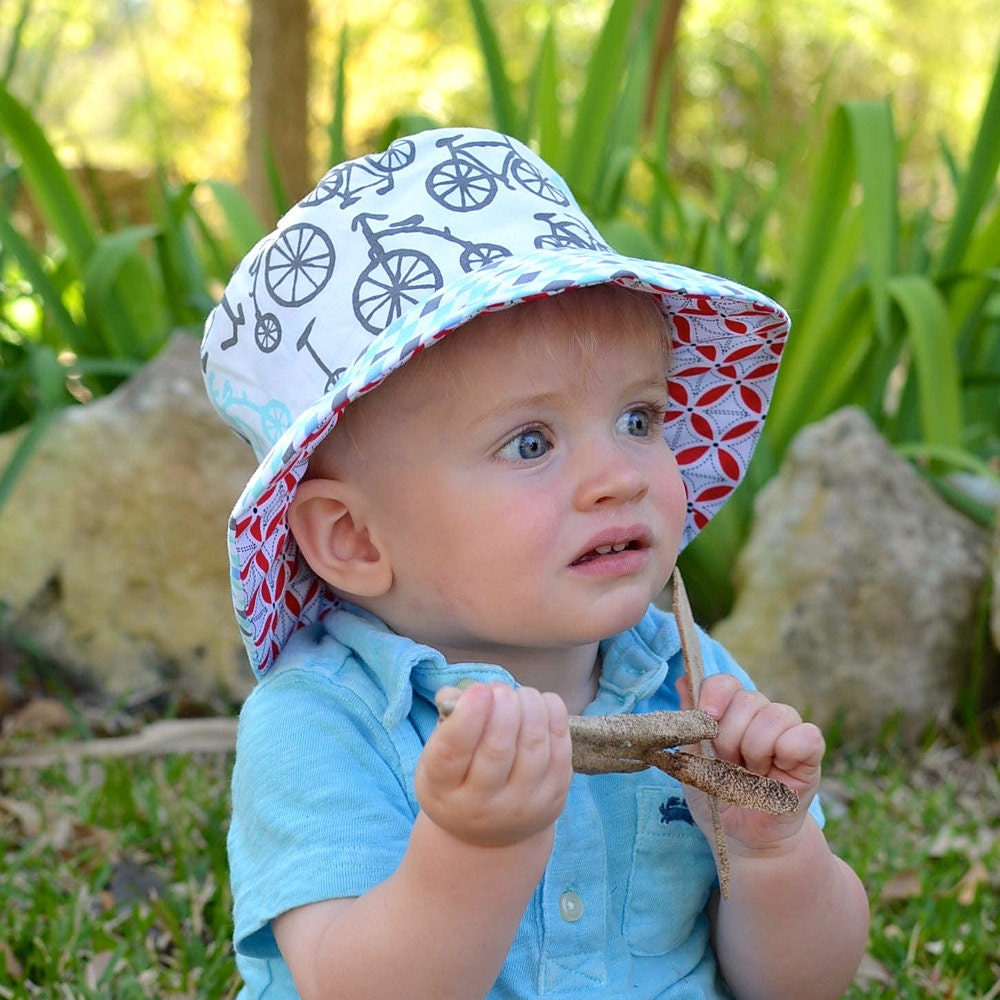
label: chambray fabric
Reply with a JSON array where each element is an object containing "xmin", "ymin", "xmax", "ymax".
[{"xmin": 227, "ymin": 604, "xmax": 823, "ymax": 999}]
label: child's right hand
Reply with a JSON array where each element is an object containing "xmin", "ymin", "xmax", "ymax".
[{"xmin": 416, "ymin": 683, "xmax": 573, "ymax": 847}]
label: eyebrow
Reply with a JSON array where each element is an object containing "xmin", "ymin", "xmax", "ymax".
[{"xmin": 467, "ymin": 375, "xmax": 670, "ymax": 431}]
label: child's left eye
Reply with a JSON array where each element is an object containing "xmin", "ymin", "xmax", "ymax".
[{"xmin": 616, "ymin": 407, "xmax": 656, "ymax": 437}]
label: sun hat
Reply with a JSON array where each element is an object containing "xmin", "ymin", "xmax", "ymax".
[{"xmin": 201, "ymin": 126, "xmax": 790, "ymax": 677}]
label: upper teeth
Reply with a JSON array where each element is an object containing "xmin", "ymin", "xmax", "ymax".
[{"xmin": 594, "ymin": 543, "xmax": 630, "ymax": 554}]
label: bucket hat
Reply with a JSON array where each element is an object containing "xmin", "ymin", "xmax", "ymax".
[{"xmin": 202, "ymin": 127, "xmax": 790, "ymax": 677}]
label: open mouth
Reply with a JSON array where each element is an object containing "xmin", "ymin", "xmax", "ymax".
[{"xmin": 572, "ymin": 540, "xmax": 643, "ymax": 565}]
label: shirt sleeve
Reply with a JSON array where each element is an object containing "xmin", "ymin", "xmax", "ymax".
[{"xmin": 227, "ymin": 664, "xmax": 421, "ymax": 959}]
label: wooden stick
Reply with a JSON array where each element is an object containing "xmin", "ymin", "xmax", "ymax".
[{"xmin": 672, "ymin": 566, "xmax": 731, "ymax": 897}]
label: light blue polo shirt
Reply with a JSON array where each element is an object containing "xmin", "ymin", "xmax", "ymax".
[{"xmin": 227, "ymin": 603, "xmax": 822, "ymax": 998}]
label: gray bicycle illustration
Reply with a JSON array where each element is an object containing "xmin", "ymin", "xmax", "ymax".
[
  {"xmin": 225, "ymin": 224, "xmax": 335, "ymax": 356},
  {"xmin": 425, "ymin": 134, "xmax": 569, "ymax": 212},
  {"xmin": 215, "ymin": 265, "xmax": 283, "ymax": 356},
  {"xmin": 264, "ymin": 222, "xmax": 335, "ymax": 307},
  {"xmin": 297, "ymin": 317, "xmax": 347, "ymax": 394},
  {"xmin": 302, "ymin": 139, "xmax": 416, "ymax": 209},
  {"xmin": 352, "ymin": 212, "xmax": 511, "ymax": 333},
  {"xmin": 533, "ymin": 212, "xmax": 611, "ymax": 251}
]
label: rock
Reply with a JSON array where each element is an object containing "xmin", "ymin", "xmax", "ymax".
[
  {"xmin": 0, "ymin": 334, "xmax": 256, "ymax": 700},
  {"xmin": 712, "ymin": 407, "xmax": 991, "ymax": 738}
]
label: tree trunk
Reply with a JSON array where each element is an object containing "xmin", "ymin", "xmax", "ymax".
[{"xmin": 246, "ymin": 0, "xmax": 311, "ymax": 226}]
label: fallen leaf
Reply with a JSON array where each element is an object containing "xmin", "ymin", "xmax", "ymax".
[
  {"xmin": 956, "ymin": 859, "xmax": 989, "ymax": 905},
  {"xmin": 0, "ymin": 795, "xmax": 43, "ymax": 838},
  {"xmin": 880, "ymin": 869, "xmax": 923, "ymax": 901},
  {"xmin": 1, "ymin": 697, "xmax": 74, "ymax": 738},
  {"xmin": 85, "ymin": 951, "xmax": 115, "ymax": 990},
  {"xmin": 854, "ymin": 951, "xmax": 894, "ymax": 988},
  {"xmin": 0, "ymin": 939, "xmax": 23, "ymax": 979}
]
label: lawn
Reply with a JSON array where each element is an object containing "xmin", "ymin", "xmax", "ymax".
[{"xmin": 0, "ymin": 730, "xmax": 997, "ymax": 998}]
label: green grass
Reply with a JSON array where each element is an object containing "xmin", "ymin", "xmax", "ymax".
[
  {"xmin": 0, "ymin": 742, "xmax": 997, "ymax": 997},
  {"xmin": 0, "ymin": 755, "xmax": 240, "ymax": 998},
  {"xmin": 827, "ymin": 742, "xmax": 1000, "ymax": 999}
]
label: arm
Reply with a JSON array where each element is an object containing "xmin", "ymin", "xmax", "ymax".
[
  {"xmin": 274, "ymin": 683, "xmax": 573, "ymax": 1000},
  {"xmin": 682, "ymin": 674, "xmax": 870, "ymax": 1000}
]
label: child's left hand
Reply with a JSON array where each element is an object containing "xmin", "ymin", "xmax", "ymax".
[{"xmin": 679, "ymin": 673, "xmax": 825, "ymax": 856}]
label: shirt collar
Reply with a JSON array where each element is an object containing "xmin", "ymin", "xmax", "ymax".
[{"xmin": 323, "ymin": 603, "xmax": 679, "ymax": 727}]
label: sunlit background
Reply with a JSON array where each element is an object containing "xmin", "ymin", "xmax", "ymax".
[{"xmin": 5, "ymin": 0, "xmax": 998, "ymax": 202}]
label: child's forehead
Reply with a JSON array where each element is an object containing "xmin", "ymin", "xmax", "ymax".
[
  {"xmin": 423, "ymin": 284, "xmax": 668, "ymax": 369},
  {"xmin": 345, "ymin": 286, "xmax": 668, "ymax": 422}
]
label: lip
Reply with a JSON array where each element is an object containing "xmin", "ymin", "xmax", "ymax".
[{"xmin": 570, "ymin": 525, "xmax": 654, "ymax": 571}]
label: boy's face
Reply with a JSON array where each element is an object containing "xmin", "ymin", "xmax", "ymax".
[{"xmin": 318, "ymin": 286, "xmax": 687, "ymax": 662}]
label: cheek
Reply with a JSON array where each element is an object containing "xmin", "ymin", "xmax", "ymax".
[{"xmin": 653, "ymin": 454, "xmax": 688, "ymax": 525}]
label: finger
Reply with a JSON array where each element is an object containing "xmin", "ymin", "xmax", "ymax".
[
  {"xmin": 739, "ymin": 701, "xmax": 803, "ymax": 776},
  {"xmin": 709, "ymin": 685, "xmax": 771, "ymax": 764},
  {"xmin": 463, "ymin": 683, "xmax": 521, "ymax": 791},
  {"xmin": 697, "ymin": 673, "xmax": 745, "ymax": 720},
  {"xmin": 773, "ymin": 722, "xmax": 826, "ymax": 785},
  {"xmin": 423, "ymin": 683, "xmax": 495, "ymax": 789},
  {"xmin": 538, "ymin": 692, "xmax": 573, "ymax": 809},
  {"xmin": 504, "ymin": 688, "xmax": 553, "ymax": 786}
]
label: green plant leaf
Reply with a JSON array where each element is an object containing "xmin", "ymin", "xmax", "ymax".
[
  {"xmin": 938, "ymin": 46, "xmax": 1000, "ymax": 273},
  {"xmin": 844, "ymin": 101, "xmax": 898, "ymax": 341},
  {"xmin": 200, "ymin": 180, "xmax": 265, "ymax": 257},
  {"xmin": 888, "ymin": 274, "xmax": 963, "ymax": 450},
  {"xmin": 328, "ymin": 22, "xmax": 349, "ymax": 167},
  {"xmin": 526, "ymin": 19, "xmax": 562, "ymax": 163},
  {"xmin": 0, "ymin": 208, "xmax": 92, "ymax": 353},
  {"xmin": 465, "ymin": 0, "xmax": 518, "ymax": 134},
  {"xmin": 564, "ymin": 0, "xmax": 639, "ymax": 198},
  {"xmin": 0, "ymin": 408, "xmax": 57, "ymax": 515},
  {"xmin": 82, "ymin": 226, "xmax": 165, "ymax": 358},
  {"xmin": 0, "ymin": 81, "xmax": 96, "ymax": 272}
]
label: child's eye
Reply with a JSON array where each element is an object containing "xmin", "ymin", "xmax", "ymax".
[
  {"xmin": 497, "ymin": 428, "xmax": 551, "ymax": 461},
  {"xmin": 616, "ymin": 406, "xmax": 661, "ymax": 437}
]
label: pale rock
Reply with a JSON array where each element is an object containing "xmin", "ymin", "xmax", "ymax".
[
  {"xmin": 713, "ymin": 407, "xmax": 991, "ymax": 737},
  {"xmin": 0, "ymin": 334, "xmax": 256, "ymax": 699}
]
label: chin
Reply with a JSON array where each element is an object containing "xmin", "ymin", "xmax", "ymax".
[{"xmin": 583, "ymin": 598, "xmax": 653, "ymax": 642}]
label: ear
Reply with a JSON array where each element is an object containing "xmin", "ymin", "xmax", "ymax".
[{"xmin": 288, "ymin": 478, "xmax": 393, "ymax": 599}]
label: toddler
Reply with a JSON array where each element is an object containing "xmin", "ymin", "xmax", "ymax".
[{"xmin": 202, "ymin": 127, "xmax": 869, "ymax": 1000}]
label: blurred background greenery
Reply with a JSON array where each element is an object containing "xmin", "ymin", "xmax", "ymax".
[{"xmin": 1, "ymin": 0, "xmax": 998, "ymax": 623}]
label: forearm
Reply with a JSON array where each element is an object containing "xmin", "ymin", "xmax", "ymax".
[
  {"xmin": 287, "ymin": 811, "xmax": 551, "ymax": 1000},
  {"xmin": 712, "ymin": 817, "xmax": 870, "ymax": 1000}
]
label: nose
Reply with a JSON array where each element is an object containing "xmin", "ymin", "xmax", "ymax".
[{"xmin": 572, "ymin": 438, "xmax": 650, "ymax": 510}]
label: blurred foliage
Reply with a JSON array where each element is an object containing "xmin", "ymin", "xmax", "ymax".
[{"xmin": 1, "ymin": 0, "xmax": 997, "ymax": 194}]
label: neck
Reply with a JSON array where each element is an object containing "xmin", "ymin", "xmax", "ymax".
[{"xmin": 437, "ymin": 640, "xmax": 602, "ymax": 716}]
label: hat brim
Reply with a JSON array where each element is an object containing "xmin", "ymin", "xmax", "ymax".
[{"xmin": 227, "ymin": 246, "xmax": 789, "ymax": 675}]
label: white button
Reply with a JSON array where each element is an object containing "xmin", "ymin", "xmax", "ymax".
[{"xmin": 559, "ymin": 890, "xmax": 584, "ymax": 922}]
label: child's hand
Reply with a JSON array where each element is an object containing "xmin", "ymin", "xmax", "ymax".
[
  {"xmin": 416, "ymin": 683, "xmax": 573, "ymax": 848},
  {"xmin": 679, "ymin": 673, "xmax": 825, "ymax": 855}
]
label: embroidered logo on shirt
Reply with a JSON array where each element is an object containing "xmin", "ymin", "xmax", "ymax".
[{"xmin": 658, "ymin": 796, "xmax": 695, "ymax": 826}]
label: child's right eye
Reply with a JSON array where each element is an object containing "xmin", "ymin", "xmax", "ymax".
[{"xmin": 496, "ymin": 428, "xmax": 550, "ymax": 461}]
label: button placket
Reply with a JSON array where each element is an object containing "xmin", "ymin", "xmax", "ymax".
[{"xmin": 538, "ymin": 778, "xmax": 608, "ymax": 993}]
